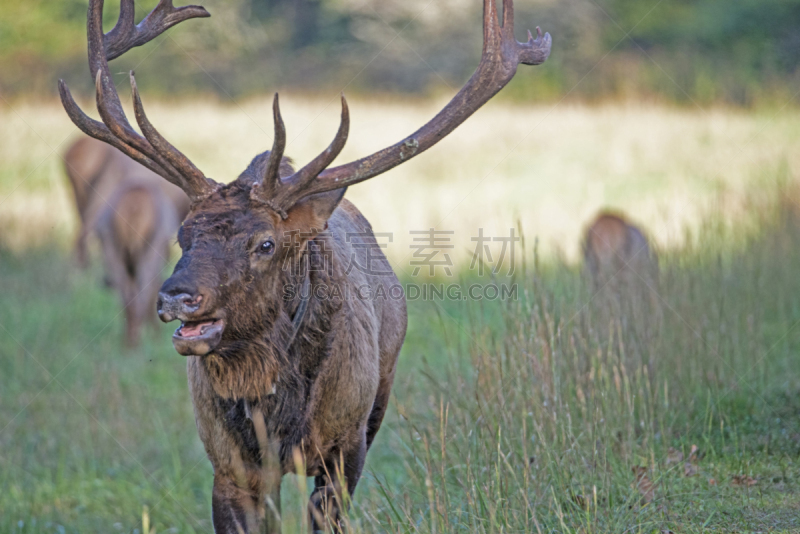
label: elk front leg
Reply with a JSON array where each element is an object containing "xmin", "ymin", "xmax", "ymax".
[
  {"xmin": 254, "ymin": 405, "xmax": 283, "ymax": 534},
  {"xmin": 210, "ymin": 404, "xmax": 282, "ymax": 534},
  {"xmin": 309, "ymin": 428, "xmax": 367, "ymax": 533},
  {"xmin": 211, "ymin": 461, "xmax": 282, "ymax": 534},
  {"xmin": 212, "ymin": 474, "xmax": 261, "ymax": 533}
]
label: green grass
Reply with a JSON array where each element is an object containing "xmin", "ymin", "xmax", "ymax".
[
  {"xmin": 2, "ymin": 186, "xmax": 800, "ymax": 533},
  {"xmin": 2, "ymin": 92, "xmax": 800, "ymax": 533}
]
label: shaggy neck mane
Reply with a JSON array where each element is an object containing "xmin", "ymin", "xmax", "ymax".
[{"xmin": 199, "ymin": 235, "xmax": 340, "ymax": 402}]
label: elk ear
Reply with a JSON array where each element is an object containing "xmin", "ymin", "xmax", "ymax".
[{"xmin": 284, "ymin": 187, "xmax": 347, "ymax": 235}]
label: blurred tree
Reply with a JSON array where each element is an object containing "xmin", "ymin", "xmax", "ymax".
[
  {"xmin": 594, "ymin": 0, "xmax": 800, "ymax": 104},
  {"xmin": 244, "ymin": 0, "xmax": 346, "ymax": 49},
  {"xmin": 1, "ymin": 0, "xmax": 798, "ymax": 106}
]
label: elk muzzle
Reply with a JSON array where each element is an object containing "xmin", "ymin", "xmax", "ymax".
[{"xmin": 157, "ymin": 281, "xmax": 225, "ymax": 356}]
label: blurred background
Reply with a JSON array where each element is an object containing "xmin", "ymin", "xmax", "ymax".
[
  {"xmin": 3, "ymin": 0, "xmax": 800, "ymax": 260},
  {"xmin": 5, "ymin": 0, "xmax": 800, "ymax": 104},
  {"xmin": 2, "ymin": 0, "xmax": 800, "ymax": 532}
]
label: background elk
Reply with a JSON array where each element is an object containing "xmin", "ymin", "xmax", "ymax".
[
  {"xmin": 84, "ymin": 179, "xmax": 183, "ymax": 347},
  {"xmin": 58, "ymin": 0, "xmax": 550, "ymax": 531},
  {"xmin": 583, "ymin": 211, "xmax": 657, "ymax": 291},
  {"xmin": 583, "ymin": 211, "xmax": 661, "ymax": 356},
  {"xmin": 63, "ymin": 136, "xmax": 190, "ymax": 268},
  {"xmin": 63, "ymin": 136, "xmax": 190, "ymax": 347}
]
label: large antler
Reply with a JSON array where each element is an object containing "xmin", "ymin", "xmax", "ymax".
[
  {"xmin": 58, "ymin": 0, "xmax": 216, "ymax": 201},
  {"xmin": 252, "ymin": 0, "xmax": 551, "ymax": 214}
]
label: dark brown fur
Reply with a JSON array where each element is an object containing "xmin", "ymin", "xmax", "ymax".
[{"xmin": 163, "ymin": 154, "xmax": 407, "ymax": 532}]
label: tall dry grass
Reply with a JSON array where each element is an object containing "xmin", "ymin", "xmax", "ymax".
[{"xmin": 343, "ymin": 188, "xmax": 800, "ymax": 533}]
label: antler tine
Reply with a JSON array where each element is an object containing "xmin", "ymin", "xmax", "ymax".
[
  {"xmin": 502, "ymin": 0, "xmax": 514, "ymax": 36},
  {"xmin": 85, "ymin": 0, "xmax": 141, "ymax": 154},
  {"xmin": 130, "ymin": 72, "xmax": 212, "ymax": 194},
  {"xmin": 95, "ymin": 70, "xmax": 183, "ymax": 184},
  {"xmin": 106, "ymin": 0, "xmax": 137, "ymax": 59},
  {"xmin": 61, "ymin": 0, "xmax": 215, "ymax": 200},
  {"xmin": 266, "ymin": 94, "xmax": 288, "ymax": 193},
  {"xmin": 59, "ymin": 79, "xmax": 175, "ymax": 179},
  {"xmin": 484, "ymin": 0, "xmax": 501, "ymax": 50},
  {"xmin": 273, "ymin": 95, "xmax": 350, "ymax": 212},
  {"xmin": 516, "ymin": 25, "xmax": 551, "ymax": 66},
  {"xmin": 263, "ymin": 0, "xmax": 550, "ymax": 204},
  {"xmin": 250, "ymin": 93, "xmax": 289, "ymax": 208},
  {"xmin": 105, "ymin": 0, "xmax": 210, "ymax": 61}
]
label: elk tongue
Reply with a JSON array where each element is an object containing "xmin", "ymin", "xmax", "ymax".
[{"xmin": 179, "ymin": 321, "xmax": 213, "ymax": 338}]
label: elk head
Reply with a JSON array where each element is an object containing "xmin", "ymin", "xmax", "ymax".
[{"xmin": 60, "ymin": 0, "xmax": 551, "ymax": 357}]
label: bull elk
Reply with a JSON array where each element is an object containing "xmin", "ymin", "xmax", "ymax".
[
  {"xmin": 58, "ymin": 0, "xmax": 551, "ymax": 531},
  {"xmin": 63, "ymin": 136, "xmax": 190, "ymax": 346}
]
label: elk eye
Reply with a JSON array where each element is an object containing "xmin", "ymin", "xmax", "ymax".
[{"xmin": 259, "ymin": 239, "xmax": 275, "ymax": 255}]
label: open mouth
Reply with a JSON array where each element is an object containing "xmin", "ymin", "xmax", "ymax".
[{"xmin": 172, "ymin": 318, "xmax": 224, "ymax": 356}]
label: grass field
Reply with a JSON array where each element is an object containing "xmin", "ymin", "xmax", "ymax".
[
  {"xmin": 3, "ymin": 95, "xmax": 800, "ymax": 258},
  {"xmin": 1, "ymin": 98, "xmax": 800, "ymax": 533}
]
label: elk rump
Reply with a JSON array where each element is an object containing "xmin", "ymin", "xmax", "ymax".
[{"xmin": 583, "ymin": 211, "xmax": 657, "ymax": 290}]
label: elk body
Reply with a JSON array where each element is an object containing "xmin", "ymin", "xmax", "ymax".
[
  {"xmin": 58, "ymin": 0, "xmax": 551, "ymax": 531},
  {"xmin": 583, "ymin": 211, "xmax": 657, "ymax": 291},
  {"xmin": 583, "ymin": 211, "xmax": 661, "ymax": 355},
  {"xmin": 63, "ymin": 136, "xmax": 190, "ymax": 346},
  {"xmin": 90, "ymin": 179, "xmax": 183, "ymax": 346},
  {"xmin": 63, "ymin": 136, "xmax": 190, "ymax": 268}
]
